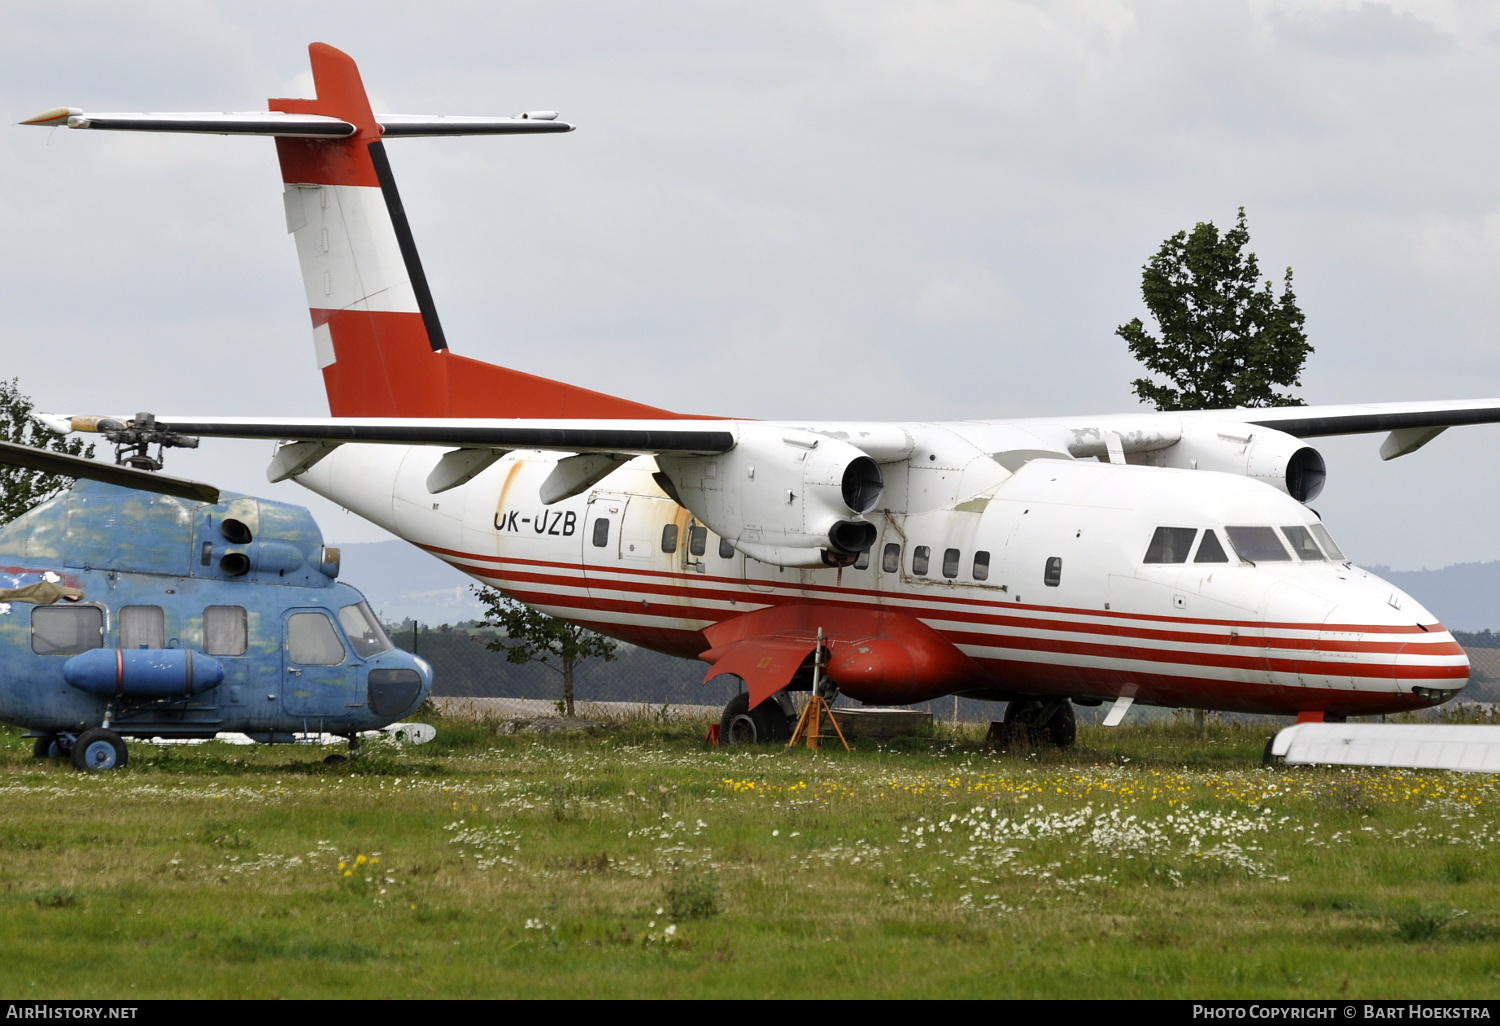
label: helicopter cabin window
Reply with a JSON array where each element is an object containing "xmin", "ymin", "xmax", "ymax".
[
  {"xmin": 912, "ymin": 546, "xmax": 930, "ymax": 576},
  {"xmin": 119, "ymin": 606, "xmax": 165, "ymax": 649},
  {"xmin": 1225, "ymin": 526, "xmax": 1292, "ymax": 562},
  {"xmin": 288, "ymin": 611, "xmax": 345, "ymax": 666},
  {"xmin": 31, "ymin": 605, "xmax": 103, "ymax": 656},
  {"xmin": 719, "ymin": 537, "xmax": 736, "ymax": 559},
  {"xmin": 660, "ymin": 524, "xmax": 679, "ymax": 554},
  {"xmin": 1044, "ymin": 556, "xmax": 1063, "ymax": 587},
  {"xmin": 881, "ymin": 543, "xmax": 901, "ymax": 573},
  {"xmin": 942, "ymin": 548, "xmax": 961, "ymax": 579},
  {"xmin": 591, "ymin": 518, "xmax": 610, "ymax": 548},
  {"xmin": 1144, "ymin": 527, "xmax": 1198, "ymax": 564},
  {"xmin": 1281, "ymin": 525, "xmax": 1326, "ymax": 561},
  {"xmin": 1194, "ymin": 530, "xmax": 1230, "ymax": 563},
  {"xmin": 203, "ymin": 606, "xmax": 247, "ymax": 656},
  {"xmin": 1309, "ymin": 523, "xmax": 1346, "ymax": 561},
  {"xmin": 854, "ymin": 549, "xmax": 870, "ymax": 570},
  {"xmin": 338, "ymin": 602, "xmax": 393, "ymax": 659},
  {"xmin": 689, "ymin": 525, "xmax": 708, "ymax": 557},
  {"xmin": 973, "ymin": 550, "xmax": 991, "ymax": 581}
]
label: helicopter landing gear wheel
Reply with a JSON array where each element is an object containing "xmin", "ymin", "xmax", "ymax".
[
  {"xmin": 720, "ymin": 692, "xmax": 792, "ymax": 745},
  {"xmin": 70, "ymin": 728, "xmax": 128, "ymax": 772},
  {"xmin": 1003, "ymin": 699, "xmax": 1077, "ymax": 748},
  {"xmin": 31, "ymin": 735, "xmax": 65, "ymax": 760}
]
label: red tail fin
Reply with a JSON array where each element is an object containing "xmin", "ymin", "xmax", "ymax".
[{"xmin": 271, "ymin": 43, "xmax": 683, "ymax": 420}]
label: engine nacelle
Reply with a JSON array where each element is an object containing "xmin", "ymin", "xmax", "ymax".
[
  {"xmin": 656, "ymin": 427, "xmax": 883, "ymax": 567},
  {"xmin": 1147, "ymin": 418, "xmax": 1326, "ymax": 503}
]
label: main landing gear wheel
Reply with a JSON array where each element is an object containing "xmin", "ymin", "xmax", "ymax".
[
  {"xmin": 31, "ymin": 735, "xmax": 65, "ymax": 760},
  {"xmin": 1003, "ymin": 699, "xmax": 1077, "ymax": 748},
  {"xmin": 720, "ymin": 692, "xmax": 792, "ymax": 745},
  {"xmin": 70, "ymin": 728, "xmax": 128, "ymax": 772}
]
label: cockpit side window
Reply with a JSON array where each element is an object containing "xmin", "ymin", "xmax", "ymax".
[
  {"xmin": 1193, "ymin": 530, "xmax": 1230, "ymax": 563},
  {"xmin": 338, "ymin": 602, "xmax": 394, "ymax": 658},
  {"xmin": 1225, "ymin": 526, "xmax": 1292, "ymax": 562},
  {"xmin": 288, "ymin": 611, "xmax": 346, "ymax": 666},
  {"xmin": 1144, "ymin": 527, "xmax": 1197, "ymax": 564},
  {"xmin": 1309, "ymin": 523, "xmax": 1346, "ymax": 561},
  {"xmin": 1280, "ymin": 525, "xmax": 1326, "ymax": 561}
]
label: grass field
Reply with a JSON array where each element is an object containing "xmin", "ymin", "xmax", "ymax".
[{"xmin": 1, "ymin": 712, "xmax": 1497, "ymax": 999}]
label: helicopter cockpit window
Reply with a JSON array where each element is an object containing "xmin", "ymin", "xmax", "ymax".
[
  {"xmin": 120, "ymin": 606, "xmax": 165, "ymax": 649},
  {"xmin": 204, "ymin": 605, "xmax": 247, "ymax": 656},
  {"xmin": 338, "ymin": 602, "xmax": 393, "ymax": 659},
  {"xmin": 32, "ymin": 605, "xmax": 103, "ymax": 656},
  {"xmin": 288, "ymin": 611, "xmax": 345, "ymax": 666},
  {"xmin": 1309, "ymin": 523, "xmax": 1346, "ymax": 561},
  {"xmin": 1225, "ymin": 526, "xmax": 1292, "ymax": 562},
  {"xmin": 1280, "ymin": 525, "xmax": 1327, "ymax": 561},
  {"xmin": 1144, "ymin": 527, "xmax": 1197, "ymax": 564}
]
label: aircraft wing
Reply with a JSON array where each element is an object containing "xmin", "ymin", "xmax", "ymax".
[
  {"xmin": 1228, "ymin": 398, "xmax": 1500, "ymax": 437},
  {"xmin": 48, "ymin": 416, "xmax": 736, "ymax": 456}
]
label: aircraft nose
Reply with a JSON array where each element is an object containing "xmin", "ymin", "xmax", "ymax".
[{"xmin": 1394, "ymin": 625, "xmax": 1468, "ymax": 707}]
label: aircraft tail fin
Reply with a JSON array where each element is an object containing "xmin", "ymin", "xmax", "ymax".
[{"xmin": 28, "ymin": 42, "xmax": 685, "ymax": 420}]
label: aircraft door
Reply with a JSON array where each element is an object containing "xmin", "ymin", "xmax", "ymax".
[
  {"xmin": 582, "ymin": 493, "xmax": 659, "ymax": 603},
  {"xmin": 281, "ymin": 609, "xmax": 362, "ymax": 723}
]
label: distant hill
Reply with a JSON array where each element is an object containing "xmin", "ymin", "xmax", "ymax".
[
  {"xmin": 333, "ymin": 540, "xmax": 486, "ymax": 625},
  {"xmin": 1366, "ymin": 562, "xmax": 1500, "ymax": 633}
]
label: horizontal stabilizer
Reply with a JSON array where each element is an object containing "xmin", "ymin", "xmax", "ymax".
[{"xmin": 20, "ymin": 108, "xmax": 574, "ymax": 138}]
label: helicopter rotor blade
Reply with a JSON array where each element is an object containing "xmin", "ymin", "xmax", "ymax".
[{"xmin": 0, "ymin": 441, "xmax": 220, "ymax": 504}]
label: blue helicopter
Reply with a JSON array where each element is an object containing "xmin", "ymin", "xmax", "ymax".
[{"xmin": 0, "ymin": 436, "xmax": 433, "ymax": 771}]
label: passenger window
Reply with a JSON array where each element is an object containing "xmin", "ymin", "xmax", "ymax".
[
  {"xmin": 1044, "ymin": 556, "xmax": 1062, "ymax": 587},
  {"xmin": 1194, "ymin": 530, "xmax": 1230, "ymax": 563},
  {"xmin": 1309, "ymin": 523, "xmax": 1345, "ymax": 561},
  {"xmin": 31, "ymin": 605, "xmax": 103, "ymax": 656},
  {"xmin": 912, "ymin": 546, "xmax": 930, "ymax": 576},
  {"xmin": 854, "ymin": 549, "xmax": 870, "ymax": 570},
  {"xmin": 661, "ymin": 524, "xmax": 679, "ymax": 553},
  {"xmin": 718, "ymin": 537, "xmax": 736, "ymax": 559},
  {"xmin": 204, "ymin": 605, "xmax": 247, "ymax": 656},
  {"xmin": 288, "ymin": 611, "xmax": 345, "ymax": 666},
  {"xmin": 1225, "ymin": 526, "xmax": 1292, "ymax": 562},
  {"xmin": 591, "ymin": 518, "xmax": 610, "ymax": 548},
  {"xmin": 973, "ymin": 550, "xmax": 991, "ymax": 581},
  {"xmin": 689, "ymin": 525, "xmax": 708, "ymax": 557},
  {"xmin": 338, "ymin": 602, "xmax": 393, "ymax": 658},
  {"xmin": 942, "ymin": 548, "xmax": 960, "ymax": 579},
  {"xmin": 119, "ymin": 605, "xmax": 165, "ymax": 649},
  {"xmin": 1281, "ymin": 525, "xmax": 1326, "ymax": 561},
  {"xmin": 1144, "ymin": 527, "xmax": 1198, "ymax": 564},
  {"xmin": 881, "ymin": 543, "xmax": 901, "ymax": 573}
]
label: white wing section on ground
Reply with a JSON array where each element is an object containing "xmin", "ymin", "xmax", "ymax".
[{"xmin": 1270, "ymin": 723, "xmax": 1500, "ymax": 772}]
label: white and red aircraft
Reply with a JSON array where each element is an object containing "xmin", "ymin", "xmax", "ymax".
[{"xmin": 27, "ymin": 43, "xmax": 1490, "ymax": 744}]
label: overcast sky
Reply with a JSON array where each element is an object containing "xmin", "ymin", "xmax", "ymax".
[{"xmin": 4, "ymin": 1, "xmax": 1500, "ymax": 570}]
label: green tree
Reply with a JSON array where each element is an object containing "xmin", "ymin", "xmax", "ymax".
[
  {"xmin": 0, "ymin": 379, "xmax": 95, "ymax": 525},
  {"xmin": 1117, "ymin": 208, "xmax": 1311, "ymax": 411},
  {"xmin": 473, "ymin": 586, "xmax": 618, "ymax": 717}
]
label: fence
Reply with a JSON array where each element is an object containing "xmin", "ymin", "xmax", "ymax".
[{"xmin": 393, "ymin": 623, "xmax": 1500, "ymax": 727}]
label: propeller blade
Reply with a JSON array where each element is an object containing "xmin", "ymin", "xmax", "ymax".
[{"xmin": 0, "ymin": 441, "xmax": 220, "ymax": 504}]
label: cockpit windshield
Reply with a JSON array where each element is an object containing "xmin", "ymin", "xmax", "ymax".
[
  {"xmin": 1309, "ymin": 523, "xmax": 1346, "ymax": 561},
  {"xmin": 1224, "ymin": 526, "xmax": 1292, "ymax": 562},
  {"xmin": 339, "ymin": 602, "xmax": 394, "ymax": 658},
  {"xmin": 1280, "ymin": 525, "xmax": 1326, "ymax": 561}
]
